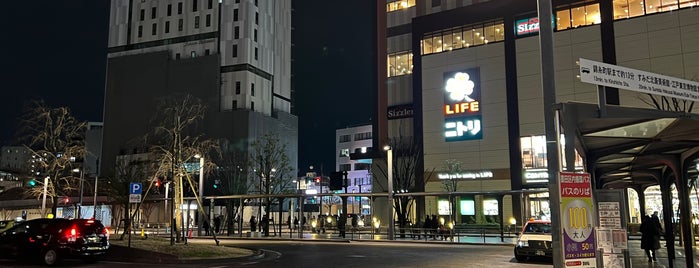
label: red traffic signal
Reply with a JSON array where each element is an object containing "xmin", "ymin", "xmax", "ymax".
[{"xmin": 315, "ymin": 177, "xmax": 321, "ymax": 183}]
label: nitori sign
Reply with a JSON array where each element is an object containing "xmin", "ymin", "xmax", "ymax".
[{"xmin": 443, "ymin": 68, "xmax": 483, "ymax": 142}]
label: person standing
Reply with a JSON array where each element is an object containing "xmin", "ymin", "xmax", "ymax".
[
  {"xmin": 338, "ymin": 214, "xmax": 347, "ymax": 238},
  {"xmin": 203, "ymin": 220, "xmax": 210, "ymax": 236},
  {"xmin": 213, "ymin": 215, "xmax": 221, "ymax": 234},
  {"xmin": 640, "ymin": 212, "xmax": 662, "ymax": 262},
  {"xmin": 249, "ymin": 216, "xmax": 257, "ymax": 232},
  {"xmin": 422, "ymin": 215, "xmax": 431, "ymax": 239},
  {"xmin": 318, "ymin": 214, "xmax": 326, "ymax": 234}
]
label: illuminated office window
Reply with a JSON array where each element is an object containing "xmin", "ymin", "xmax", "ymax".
[{"xmin": 387, "ymin": 0, "xmax": 416, "ymax": 12}]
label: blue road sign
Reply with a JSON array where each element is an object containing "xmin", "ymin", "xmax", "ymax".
[{"xmin": 129, "ymin": 182, "xmax": 143, "ymax": 194}]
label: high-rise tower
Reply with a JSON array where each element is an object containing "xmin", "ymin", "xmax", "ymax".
[{"xmin": 102, "ymin": 0, "xmax": 297, "ymax": 177}]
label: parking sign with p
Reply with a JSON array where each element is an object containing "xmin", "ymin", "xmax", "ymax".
[{"xmin": 129, "ymin": 182, "xmax": 142, "ymax": 195}]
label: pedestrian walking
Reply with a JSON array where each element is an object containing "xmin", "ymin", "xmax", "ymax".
[{"xmin": 640, "ymin": 212, "xmax": 662, "ymax": 262}]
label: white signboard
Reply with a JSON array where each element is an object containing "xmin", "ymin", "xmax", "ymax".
[
  {"xmin": 129, "ymin": 194, "xmax": 141, "ymax": 203},
  {"xmin": 579, "ymin": 58, "xmax": 699, "ymax": 102},
  {"xmin": 598, "ymin": 201, "xmax": 622, "ymax": 229}
]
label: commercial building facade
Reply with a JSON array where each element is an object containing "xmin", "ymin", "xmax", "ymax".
[
  {"xmin": 376, "ymin": 0, "xmax": 699, "ymax": 225},
  {"xmin": 336, "ymin": 125, "xmax": 373, "ymax": 215}
]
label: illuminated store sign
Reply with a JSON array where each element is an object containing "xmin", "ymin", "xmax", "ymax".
[
  {"xmin": 438, "ymin": 170, "xmax": 493, "ymax": 179},
  {"xmin": 515, "ymin": 16, "xmax": 556, "ymax": 37},
  {"xmin": 443, "ymin": 68, "xmax": 482, "ymax": 141},
  {"xmin": 524, "ymin": 169, "xmax": 549, "ymax": 184},
  {"xmin": 387, "ymin": 104, "xmax": 414, "ymax": 120}
]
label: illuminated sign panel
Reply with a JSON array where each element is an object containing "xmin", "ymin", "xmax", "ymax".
[
  {"xmin": 443, "ymin": 68, "xmax": 482, "ymax": 141},
  {"xmin": 516, "ymin": 17, "xmax": 540, "ymax": 35},
  {"xmin": 387, "ymin": 104, "xmax": 414, "ymax": 120},
  {"xmin": 515, "ymin": 16, "xmax": 556, "ymax": 37},
  {"xmin": 437, "ymin": 170, "xmax": 493, "ymax": 179}
]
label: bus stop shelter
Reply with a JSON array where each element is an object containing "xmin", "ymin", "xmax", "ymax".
[{"xmin": 558, "ymin": 101, "xmax": 699, "ymax": 267}]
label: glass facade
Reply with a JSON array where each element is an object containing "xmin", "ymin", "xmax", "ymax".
[
  {"xmin": 387, "ymin": 0, "xmax": 416, "ymax": 12},
  {"xmin": 613, "ymin": 0, "xmax": 698, "ymax": 19},
  {"xmin": 387, "ymin": 51, "xmax": 413, "ymax": 77},
  {"xmin": 421, "ymin": 21, "xmax": 505, "ymax": 55},
  {"xmin": 556, "ymin": 3, "xmax": 600, "ymax": 30}
]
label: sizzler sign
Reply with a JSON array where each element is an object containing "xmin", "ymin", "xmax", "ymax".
[
  {"xmin": 443, "ymin": 68, "xmax": 482, "ymax": 142},
  {"xmin": 515, "ymin": 16, "xmax": 556, "ymax": 37},
  {"xmin": 387, "ymin": 104, "xmax": 414, "ymax": 120},
  {"xmin": 516, "ymin": 17, "xmax": 540, "ymax": 35}
]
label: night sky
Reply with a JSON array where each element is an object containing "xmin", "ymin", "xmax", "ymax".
[{"xmin": 0, "ymin": 1, "xmax": 375, "ymax": 176}]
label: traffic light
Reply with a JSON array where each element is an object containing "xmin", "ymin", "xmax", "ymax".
[
  {"xmin": 315, "ymin": 177, "xmax": 321, "ymax": 184},
  {"xmin": 26, "ymin": 179, "xmax": 38, "ymax": 187},
  {"xmin": 154, "ymin": 179, "xmax": 161, "ymax": 187},
  {"xmin": 213, "ymin": 179, "xmax": 220, "ymax": 189}
]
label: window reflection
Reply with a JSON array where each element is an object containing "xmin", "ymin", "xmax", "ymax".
[
  {"xmin": 613, "ymin": 0, "xmax": 697, "ymax": 20},
  {"xmin": 452, "ymin": 30, "xmax": 463, "ymax": 50},
  {"xmin": 556, "ymin": 9, "xmax": 571, "ymax": 30},
  {"xmin": 556, "ymin": 3, "xmax": 600, "ymax": 30},
  {"xmin": 387, "ymin": 0, "xmax": 416, "ymax": 12},
  {"xmin": 421, "ymin": 21, "xmax": 504, "ymax": 56},
  {"xmin": 387, "ymin": 51, "xmax": 413, "ymax": 77}
]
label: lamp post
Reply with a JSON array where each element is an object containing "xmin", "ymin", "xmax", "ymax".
[
  {"xmin": 194, "ymin": 154, "xmax": 204, "ymax": 236},
  {"xmin": 383, "ymin": 145, "xmax": 394, "ymax": 240},
  {"xmin": 73, "ymin": 168, "xmax": 84, "ymax": 219},
  {"xmin": 93, "ymin": 176, "xmax": 98, "ymax": 219},
  {"xmin": 42, "ymin": 176, "xmax": 49, "ymax": 217}
]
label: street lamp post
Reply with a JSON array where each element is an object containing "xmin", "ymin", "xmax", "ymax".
[
  {"xmin": 42, "ymin": 176, "xmax": 49, "ymax": 217},
  {"xmin": 73, "ymin": 168, "xmax": 84, "ymax": 219},
  {"xmin": 195, "ymin": 154, "xmax": 204, "ymax": 236},
  {"xmin": 93, "ymin": 176, "xmax": 98, "ymax": 218},
  {"xmin": 384, "ymin": 146, "xmax": 394, "ymax": 240}
]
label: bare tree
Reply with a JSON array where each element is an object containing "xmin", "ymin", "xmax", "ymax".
[
  {"xmin": 374, "ymin": 134, "xmax": 435, "ymax": 236},
  {"xmin": 103, "ymin": 155, "xmax": 153, "ymax": 240},
  {"xmin": 0, "ymin": 209, "xmax": 12, "ymax": 221},
  {"xmin": 147, "ymin": 94, "xmax": 218, "ymax": 243},
  {"xmin": 17, "ymin": 100, "xmax": 86, "ymax": 216},
  {"xmin": 641, "ymin": 94, "xmax": 694, "ymax": 113},
  {"xmin": 441, "ymin": 159, "xmax": 463, "ymax": 192},
  {"xmin": 640, "ymin": 75, "xmax": 696, "ymax": 113},
  {"xmin": 210, "ymin": 141, "xmax": 253, "ymax": 235},
  {"xmin": 249, "ymin": 133, "xmax": 294, "ymax": 236}
]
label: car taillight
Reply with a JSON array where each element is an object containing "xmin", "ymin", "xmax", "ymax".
[
  {"xmin": 65, "ymin": 227, "xmax": 79, "ymax": 242},
  {"xmin": 103, "ymin": 227, "xmax": 110, "ymax": 238}
]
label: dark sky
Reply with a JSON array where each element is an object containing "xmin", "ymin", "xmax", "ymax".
[{"xmin": 0, "ymin": 1, "xmax": 375, "ymax": 175}]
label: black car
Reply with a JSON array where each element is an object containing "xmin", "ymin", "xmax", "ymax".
[{"xmin": 0, "ymin": 218, "xmax": 110, "ymax": 265}]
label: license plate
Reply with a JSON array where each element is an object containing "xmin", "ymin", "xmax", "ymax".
[{"xmin": 536, "ymin": 250, "xmax": 545, "ymax": 256}]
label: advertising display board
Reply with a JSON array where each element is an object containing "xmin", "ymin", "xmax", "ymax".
[{"xmin": 560, "ymin": 172, "xmax": 596, "ymax": 268}]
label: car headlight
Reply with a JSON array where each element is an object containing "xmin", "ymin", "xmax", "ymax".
[{"xmin": 517, "ymin": 240, "xmax": 528, "ymax": 247}]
